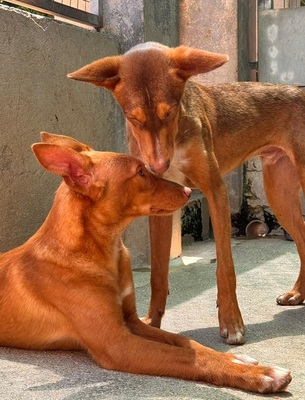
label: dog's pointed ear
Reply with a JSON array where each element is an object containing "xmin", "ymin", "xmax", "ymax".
[
  {"xmin": 170, "ymin": 46, "xmax": 229, "ymax": 80},
  {"xmin": 67, "ymin": 56, "xmax": 122, "ymax": 91},
  {"xmin": 32, "ymin": 143, "xmax": 94, "ymax": 188},
  {"xmin": 40, "ymin": 132, "xmax": 93, "ymax": 152}
]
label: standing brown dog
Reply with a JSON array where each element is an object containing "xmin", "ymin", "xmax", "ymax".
[
  {"xmin": 68, "ymin": 42, "xmax": 305, "ymax": 345},
  {"xmin": 0, "ymin": 133, "xmax": 292, "ymax": 393}
]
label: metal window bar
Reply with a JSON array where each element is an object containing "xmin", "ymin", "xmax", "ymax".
[{"xmin": 4, "ymin": 0, "xmax": 102, "ymax": 28}]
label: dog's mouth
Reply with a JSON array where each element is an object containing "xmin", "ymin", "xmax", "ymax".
[
  {"xmin": 150, "ymin": 207, "xmax": 177, "ymax": 215},
  {"xmin": 149, "ymin": 188, "xmax": 191, "ymax": 215}
]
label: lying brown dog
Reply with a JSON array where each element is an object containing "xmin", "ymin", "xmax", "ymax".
[
  {"xmin": 68, "ymin": 42, "xmax": 305, "ymax": 345},
  {"xmin": 0, "ymin": 132, "xmax": 291, "ymax": 392}
]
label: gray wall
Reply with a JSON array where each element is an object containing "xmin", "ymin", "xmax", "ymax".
[
  {"xmin": 0, "ymin": 6, "xmax": 125, "ymax": 252},
  {"xmin": 102, "ymin": 0, "xmax": 179, "ymax": 53},
  {"xmin": 180, "ymin": 0, "xmax": 238, "ymax": 85}
]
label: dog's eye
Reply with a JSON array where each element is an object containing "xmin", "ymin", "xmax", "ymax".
[
  {"xmin": 137, "ymin": 167, "xmax": 145, "ymax": 177},
  {"xmin": 127, "ymin": 116, "xmax": 142, "ymax": 128},
  {"xmin": 164, "ymin": 105, "xmax": 178, "ymax": 121}
]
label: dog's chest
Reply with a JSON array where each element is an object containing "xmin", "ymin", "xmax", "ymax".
[{"xmin": 162, "ymin": 147, "xmax": 193, "ymax": 187}]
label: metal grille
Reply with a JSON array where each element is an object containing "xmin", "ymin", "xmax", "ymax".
[{"xmin": 3, "ymin": 0, "xmax": 102, "ymax": 28}]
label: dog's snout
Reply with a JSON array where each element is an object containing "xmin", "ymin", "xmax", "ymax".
[
  {"xmin": 150, "ymin": 160, "xmax": 170, "ymax": 175},
  {"xmin": 183, "ymin": 187, "xmax": 192, "ymax": 198}
]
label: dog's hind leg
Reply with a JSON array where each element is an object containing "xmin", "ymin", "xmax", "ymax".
[{"xmin": 262, "ymin": 153, "xmax": 305, "ymax": 305}]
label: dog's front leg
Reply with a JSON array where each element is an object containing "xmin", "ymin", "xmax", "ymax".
[
  {"xmin": 184, "ymin": 145, "xmax": 245, "ymax": 344},
  {"xmin": 207, "ymin": 181, "xmax": 245, "ymax": 344},
  {"xmin": 117, "ymin": 239, "xmax": 193, "ymax": 349},
  {"xmin": 141, "ymin": 214, "xmax": 173, "ymax": 327},
  {"xmin": 117, "ymin": 237, "xmax": 174, "ymax": 334}
]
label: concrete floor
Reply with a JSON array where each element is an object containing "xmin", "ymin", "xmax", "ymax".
[{"xmin": 0, "ymin": 237, "xmax": 304, "ymax": 399}]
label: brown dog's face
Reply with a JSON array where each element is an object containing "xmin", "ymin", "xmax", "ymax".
[
  {"xmin": 68, "ymin": 45, "xmax": 185, "ymax": 175},
  {"xmin": 32, "ymin": 133, "xmax": 191, "ymax": 225},
  {"xmin": 68, "ymin": 42, "xmax": 229, "ymax": 175},
  {"xmin": 91, "ymin": 153, "xmax": 191, "ymax": 220},
  {"xmin": 112, "ymin": 49, "xmax": 185, "ymax": 175}
]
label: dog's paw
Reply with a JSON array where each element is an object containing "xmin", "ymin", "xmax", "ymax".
[
  {"xmin": 258, "ymin": 367, "xmax": 292, "ymax": 393},
  {"xmin": 228, "ymin": 356, "xmax": 291, "ymax": 393},
  {"xmin": 277, "ymin": 290, "xmax": 304, "ymax": 305},
  {"xmin": 218, "ymin": 305, "xmax": 245, "ymax": 345},
  {"xmin": 220, "ymin": 328, "xmax": 245, "ymax": 345},
  {"xmin": 216, "ymin": 355, "xmax": 292, "ymax": 393}
]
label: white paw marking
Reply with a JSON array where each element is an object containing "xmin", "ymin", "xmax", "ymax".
[{"xmin": 232, "ymin": 354, "xmax": 258, "ymax": 365}]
